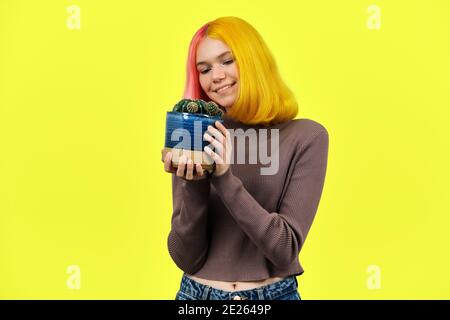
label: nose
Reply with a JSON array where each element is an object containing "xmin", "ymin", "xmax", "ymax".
[{"xmin": 211, "ymin": 65, "xmax": 226, "ymax": 82}]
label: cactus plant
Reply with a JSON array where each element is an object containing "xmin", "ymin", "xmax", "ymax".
[{"xmin": 172, "ymin": 99, "xmax": 224, "ymax": 118}]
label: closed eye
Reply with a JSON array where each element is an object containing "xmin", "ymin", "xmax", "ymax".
[{"xmin": 198, "ymin": 59, "xmax": 234, "ymax": 74}]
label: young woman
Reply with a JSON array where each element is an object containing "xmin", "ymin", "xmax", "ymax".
[{"xmin": 162, "ymin": 16, "xmax": 329, "ymax": 300}]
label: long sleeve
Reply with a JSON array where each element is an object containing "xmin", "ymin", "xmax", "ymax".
[
  {"xmin": 210, "ymin": 129, "xmax": 329, "ymax": 268},
  {"xmin": 167, "ymin": 174, "xmax": 211, "ymax": 274}
]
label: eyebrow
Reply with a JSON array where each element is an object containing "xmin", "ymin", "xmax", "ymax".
[{"xmin": 196, "ymin": 51, "xmax": 233, "ymax": 66}]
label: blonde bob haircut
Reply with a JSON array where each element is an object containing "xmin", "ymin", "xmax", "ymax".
[{"xmin": 183, "ymin": 16, "xmax": 298, "ymax": 126}]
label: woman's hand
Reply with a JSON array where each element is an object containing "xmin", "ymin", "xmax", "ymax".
[
  {"xmin": 203, "ymin": 121, "xmax": 232, "ymax": 177},
  {"xmin": 161, "ymin": 149, "xmax": 208, "ymax": 181}
]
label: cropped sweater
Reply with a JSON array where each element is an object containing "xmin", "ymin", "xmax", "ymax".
[{"xmin": 167, "ymin": 116, "xmax": 329, "ymax": 281}]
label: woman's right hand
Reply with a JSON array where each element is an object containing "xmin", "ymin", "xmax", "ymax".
[{"xmin": 161, "ymin": 149, "xmax": 208, "ymax": 181}]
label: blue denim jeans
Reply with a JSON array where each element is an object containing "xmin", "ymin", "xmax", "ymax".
[{"xmin": 175, "ymin": 274, "xmax": 301, "ymax": 300}]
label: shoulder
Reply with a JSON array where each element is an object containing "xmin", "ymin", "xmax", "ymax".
[
  {"xmin": 281, "ymin": 118, "xmax": 328, "ymax": 146},
  {"xmin": 281, "ymin": 119, "xmax": 329, "ymax": 166},
  {"xmin": 289, "ymin": 118, "xmax": 327, "ymax": 134}
]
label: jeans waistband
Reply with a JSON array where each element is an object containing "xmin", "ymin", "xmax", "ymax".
[{"xmin": 178, "ymin": 274, "xmax": 299, "ymax": 300}]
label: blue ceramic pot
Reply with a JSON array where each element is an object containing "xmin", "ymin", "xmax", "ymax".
[{"xmin": 164, "ymin": 112, "xmax": 223, "ymax": 173}]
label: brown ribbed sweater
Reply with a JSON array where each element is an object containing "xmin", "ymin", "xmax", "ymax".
[{"xmin": 167, "ymin": 116, "xmax": 329, "ymax": 282}]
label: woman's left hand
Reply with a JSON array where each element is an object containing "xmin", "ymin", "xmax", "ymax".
[{"xmin": 203, "ymin": 121, "xmax": 232, "ymax": 177}]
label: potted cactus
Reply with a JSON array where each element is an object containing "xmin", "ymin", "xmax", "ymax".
[
  {"xmin": 172, "ymin": 99, "xmax": 225, "ymax": 118},
  {"xmin": 163, "ymin": 99, "xmax": 224, "ymax": 174}
]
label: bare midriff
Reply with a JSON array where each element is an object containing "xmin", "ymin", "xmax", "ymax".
[{"xmin": 186, "ymin": 274, "xmax": 285, "ymax": 292}]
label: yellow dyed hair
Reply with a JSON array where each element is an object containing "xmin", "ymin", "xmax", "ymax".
[{"xmin": 207, "ymin": 17, "xmax": 298, "ymax": 125}]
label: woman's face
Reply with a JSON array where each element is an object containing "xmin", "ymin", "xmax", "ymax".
[{"xmin": 196, "ymin": 37, "xmax": 239, "ymax": 111}]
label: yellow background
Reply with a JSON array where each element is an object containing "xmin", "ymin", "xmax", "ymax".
[{"xmin": 1, "ymin": 0, "xmax": 449, "ymax": 299}]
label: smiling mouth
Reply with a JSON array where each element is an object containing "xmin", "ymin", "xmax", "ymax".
[{"xmin": 214, "ymin": 82, "xmax": 236, "ymax": 93}]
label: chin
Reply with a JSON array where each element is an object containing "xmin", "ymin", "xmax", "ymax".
[
  {"xmin": 217, "ymin": 98, "xmax": 236, "ymax": 109},
  {"xmin": 207, "ymin": 94, "xmax": 236, "ymax": 111}
]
